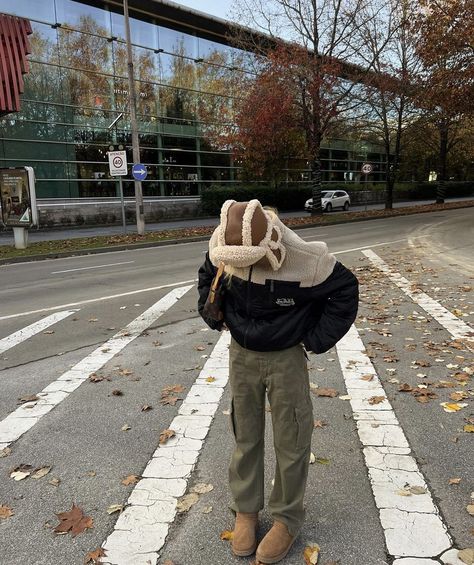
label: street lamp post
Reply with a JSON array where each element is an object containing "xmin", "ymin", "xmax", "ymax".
[{"xmin": 123, "ymin": 0, "xmax": 145, "ymax": 235}]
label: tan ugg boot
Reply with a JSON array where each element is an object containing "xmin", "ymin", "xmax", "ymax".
[
  {"xmin": 256, "ymin": 520, "xmax": 296, "ymax": 564},
  {"xmin": 232, "ymin": 512, "xmax": 259, "ymax": 557}
]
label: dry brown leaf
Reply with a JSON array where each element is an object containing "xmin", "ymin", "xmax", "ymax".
[
  {"xmin": 398, "ymin": 383, "xmax": 413, "ymax": 392},
  {"xmin": 464, "ymin": 425, "xmax": 474, "ymax": 433},
  {"xmin": 383, "ymin": 355, "xmax": 399, "ymax": 363},
  {"xmin": 449, "ymin": 478, "xmax": 462, "ymax": 485},
  {"xmin": 414, "ymin": 359, "xmax": 431, "ymax": 367},
  {"xmin": 0, "ymin": 447, "xmax": 12, "ymax": 458},
  {"xmin": 303, "ymin": 543, "xmax": 320, "ymax": 564},
  {"xmin": 141, "ymin": 404, "xmax": 152, "ymax": 411},
  {"xmin": 190, "ymin": 483, "xmax": 214, "ymax": 494},
  {"xmin": 0, "ymin": 505, "xmax": 13, "ymax": 519},
  {"xmin": 159, "ymin": 429, "xmax": 176, "ymax": 445},
  {"xmin": 160, "ymin": 396, "xmax": 181, "ymax": 406},
  {"xmin": 10, "ymin": 464, "xmax": 33, "ymax": 481},
  {"xmin": 316, "ymin": 388, "xmax": 339, "ymax": 398},
  {"xmin": 368, "ymin": 396, "xmax": 386, "ymax": 405},
  {"xmin": 84, "ymin": 547, "xmax": 106, "ymax": 564},
  {"xmin": 409, "ymin": 485, "xmax": 427, "ymax": 495},
  {"xmin": 31, "ymin": 466, "xmax": 52, "ymax": 480},
  {"xmin": 121, "ymin": 475, "xmax": 140, "ymax": 486},
  {"xmin": 121, "ymin": 424, "xmax": 131, "ymax": 431},
  {"xmin": 49, "ymin": 477, "xmax": 61, "ymax": 487},
  {"xmin": 18, "ymin": 394, "xmax": 40, "ymax": 404},
  {"xmin": 106, "ymin": 504, "xmax": 123, "ymax": 515},
  {"xmin": 314, "ymin": 420, "xmax": 327, "ymax": 428},
  {"xmin": 360, "ymin": 374, "xmax": 374, "ymax": 381},
  {"xmin": 220, "ymin": 529, "xmax": 234, "ymax": 541},
  {"xmin": 162, "ymin": 384, "xmax": 185, "ymax": 395},
  {"xmin": 467, "ymin": 504, "xmax": 474, "ymax": 516},
  {"xmin": 112, "ymin": 390, "xmax": 123, "ymax": 396},
  {"xmin": 450, "ymin": 391, "xmax": 469, "ymax": 401},
  {"xmin": 458, "ymin": 548, "xmax": 474, "ymax": 565},
  {"xmin": 89, "ymin": 373, "xmax": 105, "ymax": 383},
  {"xmin": 176, "ymin": 493, "xmax": 199, "ymax": 513},
  {"xmin": 441, "ymin": 402, "xmax": 468, "ymax": 412},
  {"xmin": 54, "ymin": 504, "xmax": 93, "ymax": 537}
]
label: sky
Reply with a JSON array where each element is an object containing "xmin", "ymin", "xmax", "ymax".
[{"xmin": 173, "ymin": 0, "xmax": 235, "ymax": 21}]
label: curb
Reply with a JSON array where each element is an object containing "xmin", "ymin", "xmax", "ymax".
[{"xmin": 1, "ymin": 201, "xmax": 473, "ymax": 266}]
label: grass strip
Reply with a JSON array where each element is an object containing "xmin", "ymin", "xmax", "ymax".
[{"xmin": 1, "ymin": 199, "xmax": 472, "ymax": 261}]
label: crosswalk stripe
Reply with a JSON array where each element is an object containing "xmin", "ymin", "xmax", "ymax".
[
  {"xmin": 101, "ymin": 331, "xmax": 231, "ymax": 565},
  {"xmin": 337, "ymin": 325, "xmax": 454, "ymax": 560},
  {"xmin": 363, "ymin": 249, "xmax": 474, "ymax": 348},
  {"xmin": 0, "ymin": 286, "xmax": 193, "ymax": 449},
  {"xmin": 0, "ymin": 310, "xmax": 78, "ymax": 355}
]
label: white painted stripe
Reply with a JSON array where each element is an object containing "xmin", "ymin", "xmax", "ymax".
[
  {"xmin": 101, "ymin": 331, "xmax": 231, "ymax": 565},
  {"xmin": 362, "ymin": 249, "xmax": 473, "ymax": 346},
  {"xmin": 0, "ymin": 286, "xmax": 192, "ymax": 447},
  {"xmin": 332, "ymin": 236, "xmax": 429, "ymax": 255},
  {"xmin": 336, "ymin": 325, "xmax": 453, "ymax": 559},
  {"xmin": 0, "ymin": 310, "xmax": 77, "ymax": 354},
  {"xmin": 51, "ymin": 261, "xmax": 134, "ymax": 274},
  {"xmin": 0, "ymin": 279, "xmax": 197, "ymax": 321}
]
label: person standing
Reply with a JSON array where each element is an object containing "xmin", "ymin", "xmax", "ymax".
[{"xmin": 198, "ymin": 200, "xmax": 359, "ymax": 563}]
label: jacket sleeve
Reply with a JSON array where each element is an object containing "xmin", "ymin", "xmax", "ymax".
[
  {"xmin": 197, "ymin": 252, "xmax": 224, "ymax": 331},
  {"xmin": 303, "ymin": 261, "xmax": 359, "ymax": 354}
]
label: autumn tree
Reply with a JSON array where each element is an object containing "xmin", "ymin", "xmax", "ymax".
[
  {"xmin": 229, "ymin": 0, "xmax": 395, "ymax": 213},
  {"xmin": 411, "ymin": 0, "xmax": 474, "ymax": 202}
]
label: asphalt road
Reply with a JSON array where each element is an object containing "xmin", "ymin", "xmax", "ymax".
[{"xmin": 0, "ymin": 208, "xmax": 472, "ymax": 565}]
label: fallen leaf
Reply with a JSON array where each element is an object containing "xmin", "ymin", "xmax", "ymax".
[
  {"xmin": 141, "ymin": 404, "xmax": 152, "ymax": 412},
  {"xmin": 441, "ymin": 402, "xmax": 468, "ymax": 413},
  {"xmin": 202, "ymin": 505, "xmax": 213, "ymax": 514},
  {"xmin": 397, "ymin": 488, "xmax": 412, "ymax": 497},
  {"xmin": 449, "ymin": 478, "xmax": 462, "ymax": 485},
  {"xmin": 121, "ymin": 475, "xmax": 140, "ymax": 486},
  {"xmin": 414, "ymin": 359, "xmax": 431, "ymax": 367},
  {"xmin": 31, "ymin": 466, "xmax": 52, "ymax": 480},
  {"xmin": 0, "ymin": 447, "xmax": 12, "ymax": 458},
  {"xmin": 314, "ymin": 420, "xmax": 327, "ymax": 428},
  {"xmin": 160, "ymin": 395, "xmax": 181, "ymax": 406},
  {"xmin": 54, "ymin": 504, "xmax": 93, "ymax": 537},
  {"xmin": 450, "ymin": 391, "xmax": 469, "ymax": 401},
  {"xmin": 106, "ymin": 504, "xmax": 123, "ymax": 515},
  {"xmin": 10, "ymin": 464, "xmax": 33, "ymax": 481},
  {"xmin": 303, "ymin": 543, "xmax": 320, "ymax": 564},
  {"xmin": 206, "ymin": 376, "xmax": 216, "ymax": 383},
  {"xmin": 339, "ymin": 395, "xmax": 351, "ymax": 400},
  {"xmin": 49, "ymin": 478, "xmax": 60, "ymax": 487},
  {"xmin": 43, "ymin": 330, "xmax": 55, "ymax": 335},
  {"xmin": 121, "ymin": 424, "xmax": 131, "ymax": 431},
  {"xmin": 220, "ymin": 529, "xmax": 234, "ymax": 541},
  {"xmin": 89, "ymin": 373, "xmax": 105, "ymax": 383},
  {"xmin": 176, "ymin": 493, "xmax": 199, "ymax": 512},
  {"xmin": 368, "ymin": 396, "xmax": 386, "ymax": 405},
  {"xmin": 84, "ymin": 547, "xmax": 106, "ymax": 564},
  {"xmin": 112, "ymin": 390, "xmax": 123, "ymax": 396},
  {"xmin": 315, "ymin": 457, "xmax": 330, "ymax": 465},
  {"xmin": 309, "ymin": 452, "xmax": 316, "ymax": 464},
  {"xmin": 190, "ymin": 483, "xmax": 214, "ymax": 494},
  {"xmin": 458, "ymin": 548, "xmax": 474, "ymax": 565},
  {"xmin": 360, "ymin": 374, "xmax": 374, "ymax": 381},
  {"xmin": 467, "ymin": 504, "xmax": 474, "ymax": 516},
  {"xmin": 159, "ymin": 429, "xmax": 176, "ymax": 444},
  {"xmin": 409, "ymin": 485, "xmax": 427, "ymax": 495},
  {"xmin": 315, "ymin": 388, "xmax": 339, "ymax": 398},
  {"xmin": 398, "ymin": 383, "xmax": 413, "ymax": 392},
  {"xmin": 0, "ymin": 505, "xmax": 13, "ymax": 519},
  {"xmin": 464, "ymin": 425, "xmax": 474, "ymax": 433},
  {"xmin": 195, "ymin": 346, "xmax": 206, "ymax": 351},
  {"xmin": 18, "ymin": 394, "xmax": 40, "ymax": 403}
]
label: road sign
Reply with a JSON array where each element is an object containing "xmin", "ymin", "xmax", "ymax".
[
  {"xmin": 108, "ymin": 150, "xmax": 127, "ymax": 176},
  {"xmin": 361, "ymin": 162, "xmax": 373, "ymax": 175},
  {"xmin": 132, "ymin": 163, "xmax": 147, "ymax": 181}
]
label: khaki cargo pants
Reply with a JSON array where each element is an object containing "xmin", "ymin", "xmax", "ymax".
[{"xmin": 228, "ymin": 338, "xmax": 314, "ymax": 537}]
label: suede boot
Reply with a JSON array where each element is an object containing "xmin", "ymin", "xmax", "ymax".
[
  {"xmin": 256, "ymin": 520, "xmax": 296, "ymax": 564},
  {"xmin": 232, "ymin": 512, "xmax": 259, "ymax": 557}
]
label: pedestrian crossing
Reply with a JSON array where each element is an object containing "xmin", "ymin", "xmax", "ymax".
[{"xmin": 0, "ymin": 251, "xmax": 472, "ymax": 565}]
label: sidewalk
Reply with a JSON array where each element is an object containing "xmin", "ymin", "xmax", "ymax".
[{"xmin": 0, "ymin": 197, "xmax": 472, "ymax": 246}]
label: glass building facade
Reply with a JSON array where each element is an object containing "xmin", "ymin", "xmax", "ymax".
[{"xmin": 0, "ymin": 0, "xmax": 388, "ymax": 200}]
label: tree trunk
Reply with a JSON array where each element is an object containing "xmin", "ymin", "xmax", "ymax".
[
  {"xmin": 385, "ymin": 141, "xmax": 394, "ymax": 210},
  {"xmin": 310, "ymin": 147, "xmax": 323, "ymax": 216},
  {"xmin": 436, "ymin": 119, "xmax": 448, "ymax": 204}
]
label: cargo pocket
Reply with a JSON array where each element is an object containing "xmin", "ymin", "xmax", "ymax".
[
  {"xmin": 295, "ymin": 406, "xmax": 313, "ymax": 449},
  {"xmin": 228, "ymin": 398, "xmax": 237, "ymax": 439}
]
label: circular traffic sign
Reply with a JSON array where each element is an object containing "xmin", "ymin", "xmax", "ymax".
[
  {"xmin": 132, "ymin": 163, "xmax": 148, "ymax": 181},
  {"xmin": 361, "ymin": 163, "xmax": 373, "ymax": 175},
  {"xmin": 113, "ymin": 156, "xmax": 123, "ymax": 168}
]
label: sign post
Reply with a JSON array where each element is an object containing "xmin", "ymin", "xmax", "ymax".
[
  {"xmin": 0, "ymin": 166, "xmax": 38, "ymax": 249},
  {"xmin": 361, "ymin": 163, "xmax": 373, "ymax": 211},
  {"xmin": 108, "ymin": 148, "xmax": 128, "ymax": 233}
]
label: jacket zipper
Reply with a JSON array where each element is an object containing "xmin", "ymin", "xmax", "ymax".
[{"xmin": 243, "ymin": 266, "xmax": 253, "ymax": 349}]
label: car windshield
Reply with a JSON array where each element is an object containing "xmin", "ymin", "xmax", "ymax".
[{"xmin": 322, "ymin": 192, "xmax": 334, "ymax": 198}]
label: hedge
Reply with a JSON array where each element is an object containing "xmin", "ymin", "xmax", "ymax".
[{"xmin": 200, "ymin": 182, "xmax": 474, "ymax": 215}]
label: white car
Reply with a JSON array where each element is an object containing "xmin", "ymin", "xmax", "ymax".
[{"xmin": 305, "ymin": 190, "xmax": 351, "ymax": 212}]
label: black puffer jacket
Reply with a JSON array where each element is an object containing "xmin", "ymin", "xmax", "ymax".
[{"xmin": 198, "ymin": 253, "xmax": 359, "ymax": 354}]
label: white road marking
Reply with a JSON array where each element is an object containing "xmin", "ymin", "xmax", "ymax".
[
  {"xmin": 51, "ymin": 261, "xmax": 134, "ymax": 274},
  {"xmin": 0, "ymin": 279, "xmax": 197, "ymax": 321},
  {"xmin": 0, "ymin": 286, "xmax": 193, "ymax": 447},
  {"xmin": 331, "ymin": 236, "xmax": 429, "ymax": 255},
  {"xmin": 336, "ymin": 325, "xmax": 453, "ymax": 559},
  {"xmin": 101, "ymin": 331, "xmax": 231, "ymax": 565},
  {"xmin": 0, "ymin": 310, "xmax": 78, "ymax": 354},
  {"xmin": 362, "ymin": 249, "xmax": 473, "ymax": 346}
]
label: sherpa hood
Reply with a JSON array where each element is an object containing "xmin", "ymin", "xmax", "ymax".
[{"xmin": 209, "ymin": 200, "xmax": 286, "ymax": 270}]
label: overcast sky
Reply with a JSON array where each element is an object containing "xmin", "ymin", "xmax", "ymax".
[{"xmin": 173, "ymin": 0, "xmax": 235, "ymax": 21}]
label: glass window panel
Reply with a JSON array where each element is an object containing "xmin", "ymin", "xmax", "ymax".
[
  {"xmin": 161, "ymin": 136, "xmax": 196, "ymax": 150},
  {"xmin": 0, "ymin": 0, "xmax": 55, "ymax": 22},
  {"xmin": 0, "ymin": 107, "xmax": 65, "ymax": 140},
  {"xmin": 158, "ymin": 26, "xmax": 197, "ymax": 58},
  {"xmin": 198, "ymin": 38, "xmax": 230, "ymax": 61},
  {"xmin": 56, "ymin": 0, "xmax": 111, "ymax": 35},
  {"xmin": 200, "ymin": 152, "xmax": 230, "ymax": 167},
  {"xmin": 58, "ymin": 28, "xmax": 113, "ymax": 74},
  {"xmin": 29, "ymin": 22, "xmax": 59, "ymax": 64},
  {"xmin": 110, "ymin": 12, "xmax": 157, "ymax": 49},
  {"xmin": 197, "ymin": 63, "xmax": 232, "ymax": 95},
  {"xmin": 61, "ymin": 68, "xmax": 114, "ymax": 113},
  {"xmin": 160, "ymin": 87, "xmax": 197, "ymax": 122},
  {"xmin": 23, "ymin": 62, "xmax": 62, "ymax": 103},
  {"xmin": 198, "ymin": 93, "xmax": 233, "ymax": 122},
  {"xmin": 157, "ymin": 53, "xmax": 196, "ymax": 89}
]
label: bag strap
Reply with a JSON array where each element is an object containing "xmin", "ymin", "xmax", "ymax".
[{"xmin": 211, "ymin": 262, "xmax": 225, "ymax": 291}]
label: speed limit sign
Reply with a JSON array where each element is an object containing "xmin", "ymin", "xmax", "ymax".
[
  {"xmin": 361, "ymin": 163, "xmax": 373, "ymax": 175},
  {"xmin": 108, "ymin": 150, "xmax": 128, "ymax": 176}
]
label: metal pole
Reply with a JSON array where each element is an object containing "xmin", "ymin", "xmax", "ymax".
[
  {"xmin": 119, "ymin": 177, "xmax": 127, "ymax": 234},
  {"xmin": 123, "ymin": 0, "xmax": 145, "ymax": 235}
]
